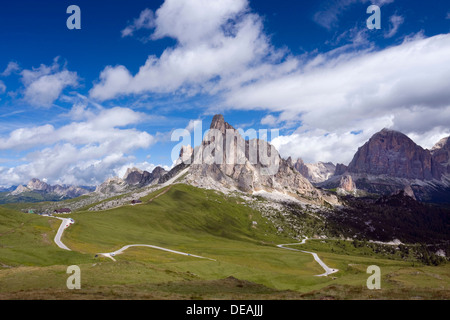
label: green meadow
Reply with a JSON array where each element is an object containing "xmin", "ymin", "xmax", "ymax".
[{"xmin": 0, "ymin": 184, "xmax": 448, "ymax": 299}]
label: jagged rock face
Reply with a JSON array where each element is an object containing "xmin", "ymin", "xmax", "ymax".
[
  {"xmin": 10, "ymin": 184, "xmax": 30, "ymax": 196},
  {"xmin": 403, "ymin": 185, "xmax": 417, "ymax": 200},
  {"xmin": 293, "ymin": 158, "xmax": 309, "ymax": 179},
  {"xmin": 339, "ymin": 175, "xmax": 356, "ymax": 192},
  {"xmin": 123, "ymin": 167, "xmax": 168, "ymax": 186},
  {"xmin": 124, "ymin": 168, "xmax": 144, "ymax": 185},
  {"xmin": 334, "ymin": 163, "xmax": 348, "ymax": 176},
  {"xmin": 293, "ymin": 158, "xmax": 336, "ymax": 183},
  {"xmin": 27, "ymin": 178, "xmax": 51, "ymax": 192},
  {"xmin": 345, "ymin": 128, "xmax": 438, "ymax": 180},
  {"xmin": 186, "ymin": 115, "xmax": 321, "ymax": 200},
  {"xmin": 149, "ymin": 167, "xmax": 168, "ymax": 182},
  {"xmin": 431, "ymin": 136, "xmax": 450, "ymax": 175},
  {"xmin": 175, "ymin": 145, "xmax": 194, "ymax": 166},
  {"xmin": 95, "ymin": 177, "xmax": 128, "ymax": 194}
]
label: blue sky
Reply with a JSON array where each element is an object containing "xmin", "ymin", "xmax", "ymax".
[{"xmin": 1, "ymin": 0, "xmax": 450, "ymax": 186}]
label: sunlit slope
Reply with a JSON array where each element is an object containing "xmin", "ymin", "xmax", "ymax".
[
  {"xmin": 64, "ymin": 184, "xmax": 330, "ymax": 289},
  {"xmin": 0, "ymin": 207, "xmax": 90, "ymax": 267}
]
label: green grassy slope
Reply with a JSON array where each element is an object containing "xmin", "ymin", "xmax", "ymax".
[
  {"xmin": 0, "ymin": 184, "xmax": 449, "ymax": 299},
  {"xmin": 0, "ymin": 207, "xmax": 91, "ymax": 267}
]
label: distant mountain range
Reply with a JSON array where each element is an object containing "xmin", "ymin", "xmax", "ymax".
[
  {"xmin": 0, "ymin": 179, "xmax": 95, "ymax": 204},
  {"xmin": 310, "ymin": 128, "xmax": 450, "ymax": 203},
  {"xmin": 2, "ymin": 115, "xmax": 449, "ymax": 206}
]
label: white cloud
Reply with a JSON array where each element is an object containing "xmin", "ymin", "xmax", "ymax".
[
  {"xmin": 90, "ymin": 0, "xmax": 282, "ymax": 101},
  {"xmin": 226, "ymin": 33, "xmax": 450, "ymax": 163},
  {"xmin": 313, "ymin": 0, "xmax": 394, "ymax": 30},
  {"xmin": 0, "ymin": 106, "xmax": 155, "ymax": 186},
  {"xmin": 20, "ymin": 58, "xmax": 78, "ymax": 107},
  {"xmin": 1, "ymin": 61, "xmax": 20, "ymax": 77},
  {"xmin": 446, "ymin": 12, "xmax": 450, "ymax": 19},
  {"xmin": 121, "ymin": 8, "xmax": 156, "ymax": 38},
  {"xmin": 260, "ymin": 114, "xmax": 279, "ymax": 126},
  {"xmin": 384, "ymin": 14, "xmax": 404, "ymax": 38},
  {"xmin": 272, "ymin": 116, "xmax": 394, "ymax": 164}
]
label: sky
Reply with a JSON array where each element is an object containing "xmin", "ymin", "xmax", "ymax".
[{"xmin": 0, "ymin": 0, "xmax": 449, "ymax": 187}]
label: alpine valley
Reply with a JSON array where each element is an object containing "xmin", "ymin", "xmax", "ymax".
[{"xmin": 0, "ymin": 115, "xmax": 449, "ymax": 300}]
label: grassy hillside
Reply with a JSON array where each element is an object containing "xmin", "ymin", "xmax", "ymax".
[
  {"xmin": 0, "ymin": 207, "xmax": 91, "ymax": 267},
  {"xmin": 0, "ymin": 184, "xmax": 449, "ymax": 299}
]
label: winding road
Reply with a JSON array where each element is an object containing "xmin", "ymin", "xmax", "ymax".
[
  {"xmin": 99, "ymin": 244, "xmax": 216, "ymax": 262},
  {"xmin": 53, "ymin": 217, "xmax": 73, "ymax": 251},
  {"xmin": 52, "ymin": 216, "xmax": 215, "ymax": 261},
  {"xmin": 277, "ymin": 237, "xmax": 339, "ymax": 277},
  {"xmin": 52, "ymin": 217, "xmax": 337, "ymax": 276}
]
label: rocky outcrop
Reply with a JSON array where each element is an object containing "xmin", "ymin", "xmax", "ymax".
[
  {"xmin": 431, "ymin": 136, "xmax": 450, "ymax": 175},
  {"xmin": 293, "ymin": 158, "xmax": 336, "ymax": 183},
  {"xmin": 339, "ymin": 175, "xmax": 356, "ymax": 193},
  {"xmin": 179, "ymin": 115, "xmax": 325, "ymax": 203},
  {"xmin": 123, "ymin": 167, "xmax": 145, "ymax": 185},
  {"xmin": 10, "ymin": 184, "xmax": 30, "ymax": 196},
  {"xmin": 95, "ymin": 177, "xmax": 128, "ymax": 194},
  {"xmin": 321, "ymin": 130, "xmax": 450, "ymax": 203},
  {"xmin": 123, "ymin": 167, "xmax": 168, "ymax": 186},
  {"xmin": 335, "ymin": 163, "xmax": 349, "ymax": 176},
  {"xmin": 345, "ymin": 128, "xmax": 438, "ymax": 180},
  {"xmin": 175, "ymin": 145, "xmax": 194, "ymax": 166}
]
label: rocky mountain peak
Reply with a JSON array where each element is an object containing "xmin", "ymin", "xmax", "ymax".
[
  {"xmin": 123, "ymin": 166, "xmax": 168, "ymax": 186},
  {"xmin": 11, "ymin": 178, "xmax": 91, "ymax": 198},
  {"xmin": 431, "ymin": 136, "xmax": 449, "ymax": 151},
  {"xmin": 181, "ymin": 115, "xmax": 331, "ymax": 204},
  {"xmin": 27, "ymin": 178, "xmax": 50, "ymax": 191},
  {"xmin": 210, "ymin": 114, "xmax": 235, "ymax": 133},
  {"xmin": 431, "ymin": 135, "xmax": 450, "ymax": 175},
  {"xmin": 293, "ymin": 158, "xmax": 336, "ymax": 184},
  {"xmin": 345, "ymin": 128, "xmax": 438, "ymax": 180},
  {"xmin": 123, "ymin": 167, "xmax": 143, "ymax": 181}
]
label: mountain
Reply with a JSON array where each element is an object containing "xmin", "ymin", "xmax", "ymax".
[
  {"xmin": 123, "ymin": 166, "xmax": 168, "ymax": 186},
  {"xmin": 336, "ymin": 128, "xmax": 439, "ymax": 180},
  {"xmin": 10, "ymin": 178, "xmax": 93, "ymax": 198},
  {"xmin": 431, "ymin": 136, "xmax": 450, "ymax": 175},
  {"xmin": 169, "ymin": 114, "xmax": 336, "ymax": 205},
  {"xmin": 322, "ymin": 129, "xmax": 450, "ymax": 203},
  {"xmin": 0, "ymin": 186, "xmax": 16, "ymax": 192},
  {"xmin": 95, "ymin": 166, "xmax": 168, "ymax": 194},
  {"xmin": 293, "ymin": 158, "xmax": 336, "ymax": 183}
]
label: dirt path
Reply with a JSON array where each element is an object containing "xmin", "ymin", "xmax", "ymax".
[{"xmin": 146, "ymin": 186, "xmax": 172, "ymax": 204}]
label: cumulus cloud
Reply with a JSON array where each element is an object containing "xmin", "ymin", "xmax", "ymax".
[
  {"xmin": 226, "ymin": 33, "xmax": 450, "ymax": 163},
  {"xmin": 20, "ymin": 58, "xmax": 78, "ymax": 107},
  {"xmin": 90, "ymin": 0, "xmax": 285, "ymax": 100},
  {"xmin": 0, "ymin": 105, "xmax": 155, "ymax": 186},
  {"xmin": 93, "ymin": 0, "xmax": 450, "ymax": 166}
]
